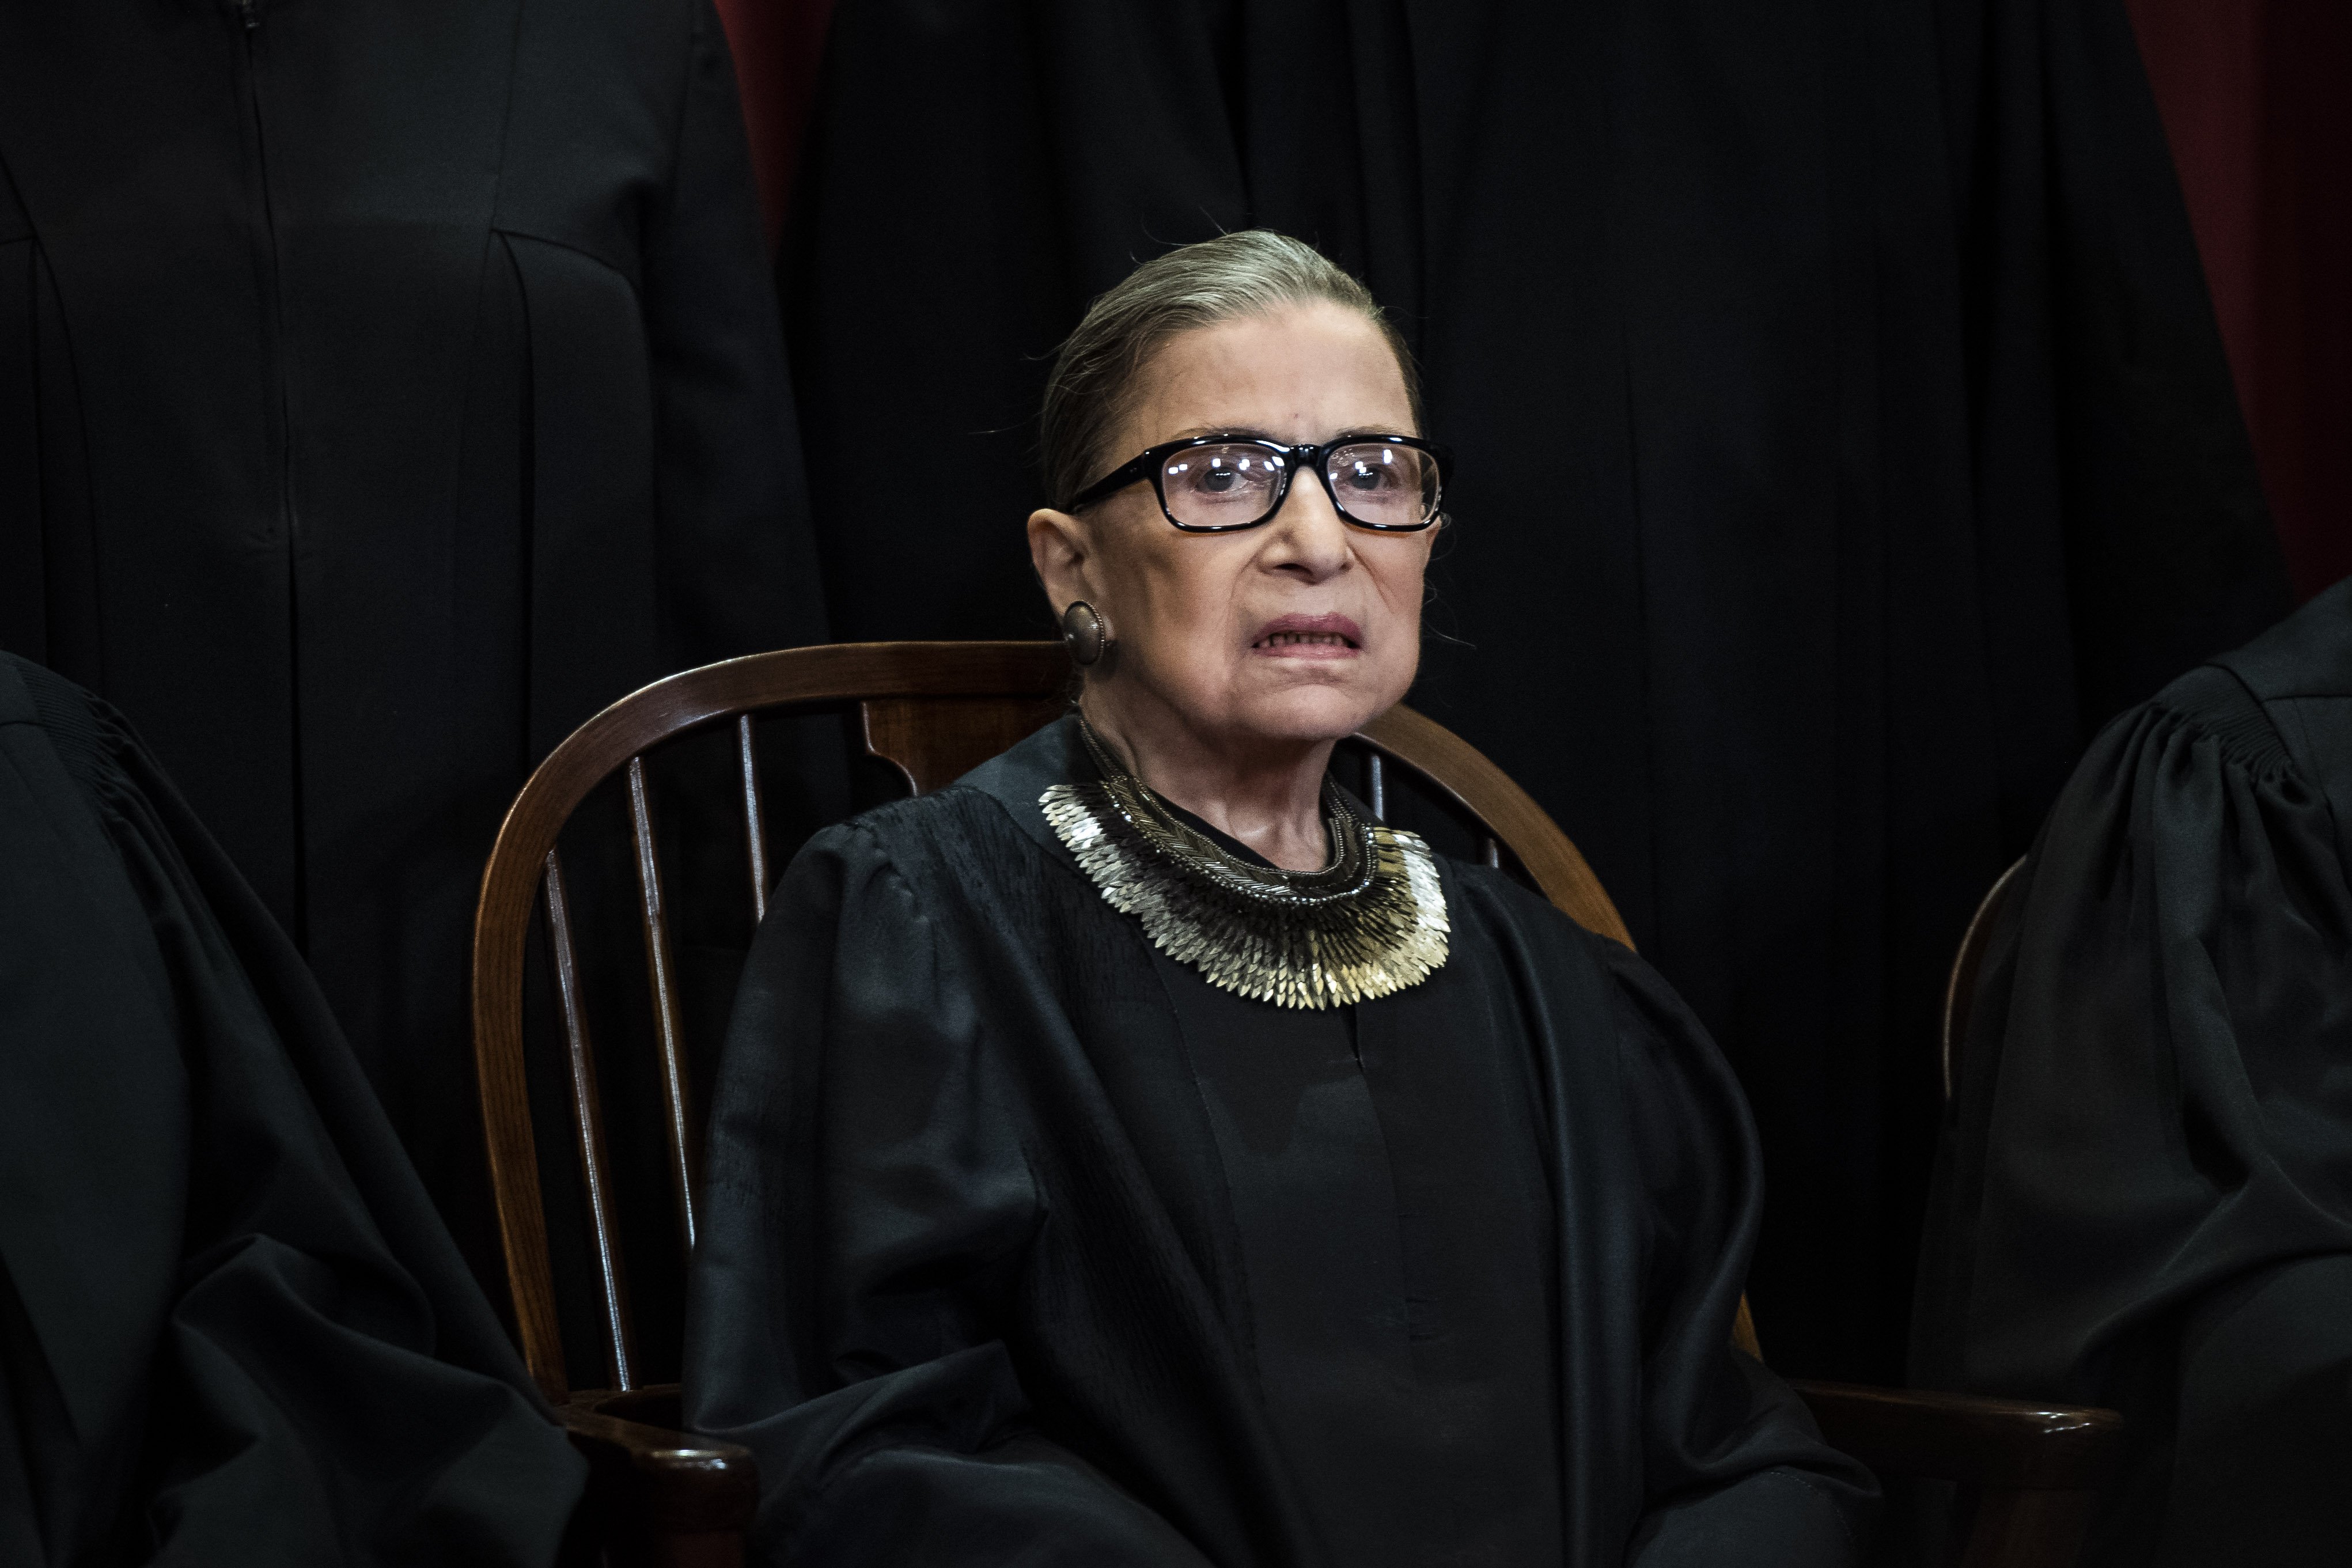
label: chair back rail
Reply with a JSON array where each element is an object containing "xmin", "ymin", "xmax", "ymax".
[
  {"xmin": 1942, "ymin": 857, "xmax": 2027, "ymax": 1101},
  {"xmin": 536, "ymin": 847, "xmax": 637, "ymax": 1391},
  {"xmin": 736, "ymin": 715, "xmax": 771, "ymax": 923},
  {"xmin": 474, "ymin": 642, "xmax": 1638, "ymax": 1402},
  {"xmin": 1355, "ymin": 704, "xmax": 1632, "ymax": 946}
]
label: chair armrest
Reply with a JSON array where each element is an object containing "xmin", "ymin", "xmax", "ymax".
[
  {"xmin": 1788, "ymin": 1380, "xmax": 2123, "ymax": 1491},
  {"xmin": 559, "ymin": 1386, "xmax": 757, "ymax": 1539}
]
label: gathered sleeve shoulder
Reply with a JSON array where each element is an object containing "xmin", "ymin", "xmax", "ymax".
[
  {"xmin": 683, "ymin": 813, "xmax": 1214, "ymax": 1566},
  {"xmin": 0, "ymin": 654, "xmax": 584, "ymax": 1565},
  {"xmin": 1919, "ymin": 661, "xmax": 2352, "ymax": 1399},
  {"xmin": 1910, "ymin": 647, "xmax": 2352, "ymax": 1561}
]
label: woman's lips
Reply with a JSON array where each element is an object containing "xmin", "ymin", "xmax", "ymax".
[{"xmin": 1250, "ymin": 613, "xmax": 1363, "ymax": 658}]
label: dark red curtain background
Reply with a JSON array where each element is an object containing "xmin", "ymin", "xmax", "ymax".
[
  {"xmin": 2124, "ymin": 0, "xmax": 2352, "ymax": 599},
  {"xmin": 718, "ymin": 0, "xmax": 2350, "ymax": 600},
  {"xmin": 711, "ymin": 0, "xmax": 832, "ymax": 254}
]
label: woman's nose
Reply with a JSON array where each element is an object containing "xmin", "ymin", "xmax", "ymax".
[{"xmin": 1264, "ymin": 470, "xmax": 1353, "ymax": 578}]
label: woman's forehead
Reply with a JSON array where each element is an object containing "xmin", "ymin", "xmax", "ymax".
[{"xmin": 1130, "ymin": 306, "xmax": 1414, "ymax": 441}]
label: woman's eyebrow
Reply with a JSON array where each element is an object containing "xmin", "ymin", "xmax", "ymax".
[
  {"xmin": 1162, "ymin": 425, "xmax": 1410, "ymax": 444},
  {"xmin": 1166, "ymin": 424, "xmax": 1277, "ymax": 441}
]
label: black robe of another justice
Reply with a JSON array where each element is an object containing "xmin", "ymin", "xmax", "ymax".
[
  {"xmin": 775, "ymin": 0, "xmax": 2289, "ymax": 1381},
  {"xmin": 684, "ymin": 716, "xmax": 1876, "ymax": 1567},
  {"xmin": 0, "ymin": 652, "xmax": 585, "ymax": 1565},
  {"xmin": 1912, "ymin": 578, "xmax": 2352, "ymax": 1566},
  {"xmin": 0, "ymin": 0, "xmax": 827, "ymax": 1281}
]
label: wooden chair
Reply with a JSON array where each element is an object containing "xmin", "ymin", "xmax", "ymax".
[
  {"xmin": 1903, "ymin": 855, "xmax": 2123, "ymax": 1565},
  {"xmin": 472, "ymin": 642, "xmax": 2118, "ymax": 1567},
  {"xmin": 1944, "ymin": 858, "xmax": 2028, "ymax": 1101}
]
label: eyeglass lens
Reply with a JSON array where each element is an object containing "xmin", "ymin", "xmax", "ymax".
[{"xmin": 1157, "ymin": 442, "xmax": 1439, "ymax": 529}]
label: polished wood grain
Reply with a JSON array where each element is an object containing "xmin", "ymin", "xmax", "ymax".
[
  {"xmin": 559, "ymin": 1384, "xmax": 753, "ymax": 1568},
  {"xmin": 862, "ymin": 692, "xmax": 1069, "ymax": 794},
  {"xmin": 735, "ymin": 717, "xmax": 769, "ymax": 925},
  {"xmin": 1789, "ymin": 1381, "xmax": 2123, "ymax": 1490},
  {"xmin": 543, "ymin": 849, "xmax": 629, "ymax": 1395},
  {"xmin": 1793, "ymin": 1378, "xmax": 2122, "ymax": 1568},
  {"xmin": 1356, "ymin": 703, "xmax": 1635, "ymax": 948},
  {"xmin": 1944, "ymin": 857, "xmax": 2027, "ymax": 1101},
  {"xmin": 1732, "ymin": 1298, "xmax": 1762, "ymax": 1362},
  {"xmin": 627, "ymin": 757, "xmax": 701, "ymax": 1256}
]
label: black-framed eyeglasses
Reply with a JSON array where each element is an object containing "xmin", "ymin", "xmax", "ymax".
[{"xmin": 1070, "ymin": 433, "xmax": 1451, "ymax": 533}]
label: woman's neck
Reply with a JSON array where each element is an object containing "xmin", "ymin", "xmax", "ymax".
[{"xmin": 1079, "ymin": 691, "xmax": 1336, "ymax": 872}]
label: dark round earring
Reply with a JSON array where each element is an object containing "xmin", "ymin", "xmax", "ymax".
[{"xmin": 1060, "ymin": 600, "xmax": 1110, "ymax": 666}]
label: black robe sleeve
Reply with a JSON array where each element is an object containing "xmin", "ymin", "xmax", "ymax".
[
  {"xmin": 1588, "ymin": 939, "xmax": 1874, "ymax": 1566},
  {"xmin": 682, "ymin": 821, "xmax": 1216, "ymax": 1566},
  {"xmin": 0, "ymin": 654, "xmax": 584, "ymax": 1566},
  {"xmin": 1912, "ymin": 629, "xmax": 2352, "ymax": 1564}
]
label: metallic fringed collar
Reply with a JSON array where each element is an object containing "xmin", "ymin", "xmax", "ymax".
[{"xmin": 1040, "ymin": 718, "xmax": 1449, "ymax": 1009}]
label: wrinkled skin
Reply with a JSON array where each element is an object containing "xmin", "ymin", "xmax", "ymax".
[{"xmin": 1027, "ymin": 302, "xmax": 1436, "ymax": 869}]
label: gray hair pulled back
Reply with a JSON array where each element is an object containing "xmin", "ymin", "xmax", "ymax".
[{"xmin": 1039, "ymin": 230, "xmax": 1422, "ymax": 513}]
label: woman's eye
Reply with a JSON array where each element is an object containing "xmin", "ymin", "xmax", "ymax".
[{"xmin": 1166, "ymin": 449, "xmax": 1279, "ymax": 503}]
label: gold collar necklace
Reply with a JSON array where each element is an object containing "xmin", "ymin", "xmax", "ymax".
[{"xmin": 1040, "ymin": 715, "xmax": 1449, "ymax": 1009}]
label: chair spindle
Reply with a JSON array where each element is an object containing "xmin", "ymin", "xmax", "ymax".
[
  {"xmin": 625, "ymin": 757, "xmax": 700, "ymax": 1254},
  {"xmin": 1483, "ymin": 836, "xmax": 1501, "ymax": 868},
  {"xmin": 1367, "ymin": 751, "xmax": 1387, "ymax": 821},
  {"xmin": 737, "ymin": 714, "xmax": 770, "ymax": 924},
  {"xmin": 541, "ymin": 848, "xmax": 638, "ymax": 1391}
]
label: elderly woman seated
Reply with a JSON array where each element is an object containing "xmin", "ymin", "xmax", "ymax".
[{"xmin": 683, "ymin": 230, "xmax": 1873, "ymax": 1566}]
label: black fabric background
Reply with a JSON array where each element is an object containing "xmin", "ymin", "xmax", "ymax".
[
  {"xmin": 0, "ymin": 0, "xmax": 831, "ymax": 1300},
  {"xmin": 777, "ymin": 0, "xmax": 2288, "ymax": 1380},
  {"xmin": 0, "ymin": 0, "xmax": 2293, "ymax": 1403}
]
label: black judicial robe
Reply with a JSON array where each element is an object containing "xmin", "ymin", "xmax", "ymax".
[
  {"xmin": 776, "ymin": 0, "xmax": 2289, "ymax": 1380},
  {"xmin": 1912, "ymin": 578, "xmax": 2352, "ymax": 1566},
  {"xmin": 0, "ymin": 652, "xmax": 584, "ymax": 1565},
  {"xmin": 0, "ymin": 0, "xmax": 826, "ymax": 1275},
  {"xmin": 684, "ymin": 717, "xmax": 1876, "ymax": 1567}
]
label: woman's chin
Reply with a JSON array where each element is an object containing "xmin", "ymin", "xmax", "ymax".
[{"xmin": 1221, "ymin": 679, "xmax": 1398, "ymax": 745}]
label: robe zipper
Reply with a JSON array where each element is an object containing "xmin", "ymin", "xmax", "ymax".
[{"xmin": 234, "ymin": 0, "xmax": 310, "ymax": 945}]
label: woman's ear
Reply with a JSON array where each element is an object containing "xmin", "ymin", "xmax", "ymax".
[{"xmin": 1028, "ymin": 507, "xmax": 1094, "ymax": 611}]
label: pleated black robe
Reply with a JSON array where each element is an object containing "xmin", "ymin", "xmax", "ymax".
[
  {"xmin": 684, "ymin": 717, "xmax": 1877, "ymax": 1567},
  {"xmin": 0, "ymin": 0, "xmax": 827, "ymax": 1277},
  {"xmin": 776, "ymin": 0, "xmax": 2289, "ymax": 1378},
  {"xmin": 0, "ymin": 652, "xmax": 585, "ymax": 1566},
  {"xmin": 1912, "ymin": 578, "xmax": 2352, "ymax": 1566}
]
